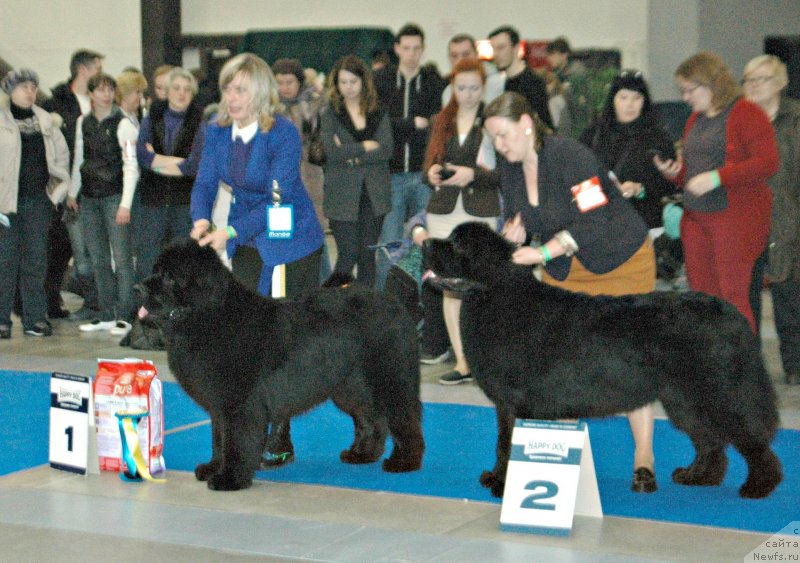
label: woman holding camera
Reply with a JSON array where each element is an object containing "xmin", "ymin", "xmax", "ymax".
[{"xmin": 413, "ymin": 58, "xmax": 501, "ymax": 385}]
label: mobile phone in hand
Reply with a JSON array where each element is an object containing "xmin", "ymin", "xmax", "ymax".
[{"xmin": 439, "ymin": 164, "xmax": 456, "ymax": 181}]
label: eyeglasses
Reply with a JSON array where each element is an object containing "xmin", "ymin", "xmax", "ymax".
[
  {"xmin": 679, "ymin": 83, "xmax": 703, "ymax": 96},
  {"xmin": 742, "ymin": 75, "xmax": 774, "ymax": 86}
]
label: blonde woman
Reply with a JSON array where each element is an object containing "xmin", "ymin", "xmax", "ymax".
[
  {"xmin": 742, "ymin": 54, "xmax": 800, "ymax": 385},
  {"xmin": 190, "ymin": 53, "xmax": 323, "ymax": 297}
]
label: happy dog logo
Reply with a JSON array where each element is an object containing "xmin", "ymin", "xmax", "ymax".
[
  {"xmin": 57, "ymin": 387, "xmax": 82, "ymax": 407},
  {"xmin": 524, "ymin": 439, "xmax": 568, "ymax": 459}
]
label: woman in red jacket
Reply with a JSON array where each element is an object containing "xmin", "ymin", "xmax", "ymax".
[{"xmin": 656, "ymin": 52, "xmax": 779, "ymax": 332}]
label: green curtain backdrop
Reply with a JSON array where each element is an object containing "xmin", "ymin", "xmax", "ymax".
[{"xmin": 239, "ymin": 27, "xmax": 395, "ymax": 74}]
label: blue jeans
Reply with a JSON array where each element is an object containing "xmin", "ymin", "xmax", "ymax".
[
  {"xmin": 80, "ymin": 194, "xmax": 135, "ymax": 321},
  {"xmin": 375, "ymin": 172, "xmax": 430, "ymax": 290},
  {"xmin": 0, "ymin": 194, "xmax": 51, "ymax": 329},
  {"xmin": 135, "ymin": 204, "xmax": 193, "ymax": 281}
]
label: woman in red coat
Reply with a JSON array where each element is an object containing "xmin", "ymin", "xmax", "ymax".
[{"xmin": 656, "ymin": 52, "xmax": 779, "ymax": 332}]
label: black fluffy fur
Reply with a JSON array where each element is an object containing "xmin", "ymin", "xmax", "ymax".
[
  {"xmin": 423, "ymin": 222, "xmax": 782, "ymax": 499},
  {"xmin": 139, "ymin": 241, "xmax": 424, "ymax": 490}
]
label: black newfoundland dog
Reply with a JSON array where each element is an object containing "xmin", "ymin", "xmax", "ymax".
[
  {"xmin": 423, "ymin": 222, "xmax": 782, "ymax": 499},
  {"xmin": 139, "ymin": 242, "xmax": 424, "ymax": 490}
]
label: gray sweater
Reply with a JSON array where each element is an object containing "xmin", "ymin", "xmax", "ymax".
[{"xmin": 320, "ymin": 107, "xmax": 393, "ymax": 222}]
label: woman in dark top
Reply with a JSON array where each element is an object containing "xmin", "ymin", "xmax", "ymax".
[
  {"xmin": 484, "ymin": 92, "xmax": 658, "ymax": 494},
  {"xmin": 580, "ymin": 71, "xmax": 676, "ymax": 230},
  {"xmin": 320, "ymin": 55, "xmax": 392, "ymax": 287}
]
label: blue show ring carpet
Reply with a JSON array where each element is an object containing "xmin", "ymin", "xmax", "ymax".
[{"xmin": 2, "ymin": 370, "xmax": 797, "ymax": 534}]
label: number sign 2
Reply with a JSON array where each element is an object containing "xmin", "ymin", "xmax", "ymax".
[{"xmin": 500, "ymin": 420, "xmax": 603, "ymax": 536}]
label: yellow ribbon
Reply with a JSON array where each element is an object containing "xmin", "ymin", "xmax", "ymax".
[{"xmin": 118, "ymin": 413, "xmax": 165, "ymax": 483}]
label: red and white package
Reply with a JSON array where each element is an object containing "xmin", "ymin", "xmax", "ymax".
[{"xmin": 93, "ymin": 358, "xmax": 166, "ymax": 474}]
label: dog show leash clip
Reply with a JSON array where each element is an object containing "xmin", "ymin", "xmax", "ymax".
[{"xmin": 115, "ymin": 409, "xmax": 166, "ymax": 483}]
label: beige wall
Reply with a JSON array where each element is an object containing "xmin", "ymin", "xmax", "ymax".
[
  {"xmin": 2, "ymin": 0, "xmax": 799, "ymax": 101},
  {"xmin": 0, "ymin": 0, "xmax": 141, "ymax": 93}
]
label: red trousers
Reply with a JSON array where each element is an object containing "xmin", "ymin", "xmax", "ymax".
[{"xmin": 681, "ymin": 208, "xmax": 769, "ymax": 333}]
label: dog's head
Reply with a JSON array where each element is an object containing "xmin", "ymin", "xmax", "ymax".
[
  {"xmin": 137, "ymin": 241, "xmax": 230, "ymax": 326},
  {"xmin": 422, "ymin": 222, "xmax": 519, "ymax": 296}
]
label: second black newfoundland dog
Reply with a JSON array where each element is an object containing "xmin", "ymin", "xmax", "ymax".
[
  {"xmin": 423, "ymin": 222, "xmax": 782, "ymax": 499},
  {"xmin": 139, "ymin": 242, "xmax": 424, "ymax": 490}
]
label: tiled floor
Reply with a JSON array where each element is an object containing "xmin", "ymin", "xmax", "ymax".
[{"xmin": 0, "ymin": 290, "xmax": 797, "ymax": 561}]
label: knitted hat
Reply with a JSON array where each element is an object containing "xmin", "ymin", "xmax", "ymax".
[{"xmin": 1, "ymin": 68, "xmax": 40, "ymax": 95}]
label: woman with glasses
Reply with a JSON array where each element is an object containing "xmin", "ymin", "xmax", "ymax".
[
  {"xmin": 742, "ymin": 55, "xmax": 800, "ymax": 385},
  {"xmin": 655, "ymin": 52, "xmax": 779, "ymax": 333},
  {"xmin": 411, "ymin": 58, "xmax": 501, "ymax": 385},
  {"xmin": 580, "ymin": 71, "xmax": 676, "ymax": 232}
]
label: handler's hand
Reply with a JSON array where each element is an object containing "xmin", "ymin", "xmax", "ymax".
[
  {"xmin": 115, "ymin": 206, "xmax": 131, "ymax": 225},
  {"xmin": 198, "ymin": 229, "xmax": 229, "ymax": 252},
  {"xmin": 512, "ymin": 246, "xmax": 543, "ymax": 265},
  {"xmin": 190, "ymin": 219, "xmax": 210, "ymax": 240},
  {"xmin": 502, "ymin": 213, "xmax": 526, "ymax": 245}
]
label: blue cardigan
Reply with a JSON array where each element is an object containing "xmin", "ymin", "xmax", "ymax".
[{"xmin": 191, "ymin": 115, "xmax": 323, "ymax": 267}]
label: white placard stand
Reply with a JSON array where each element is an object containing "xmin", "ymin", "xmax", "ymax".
[
  {"xmin": 500, "ymin": 419, "xmax": 602, "ymax": 536},
  {"xmin": 49, "ymin": 372, "xmax": 99, "ymax": 475}
]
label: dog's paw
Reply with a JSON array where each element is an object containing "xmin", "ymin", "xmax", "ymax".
[
  {"xmin": 340, "ymin": 449, "xmax": 381, "ymax": 465},
  {"xmin": 207, "ymin": 472, "xmax": 252, "ymax": 491},
  {"xmin": 739, "ymin": 473, "xmax": 781, "ymax": 499},
  {"xmin": 382, "ymin": 455, "xmax": 422, "ymax": 473},
  {"xmin": 480, "ymin": 470, "xmax": 505, "ymax": 497},
  {"xmin": 671, "ymin": 465, "xmax": 724, "ymax": 487},
  {"xmin": 194, "ymin": 460, "xmax": 220, "ymax": 481}
]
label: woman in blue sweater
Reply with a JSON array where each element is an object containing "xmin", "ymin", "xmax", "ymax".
[{"xmin": 191, "ymin": 54, "xmax": 323, "ymax": 297}]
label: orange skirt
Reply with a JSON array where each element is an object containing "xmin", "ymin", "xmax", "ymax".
[{"xmin": 541, "ymin": 238, "xmax": 656, "ymax": 297}]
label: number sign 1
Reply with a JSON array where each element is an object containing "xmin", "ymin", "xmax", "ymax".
[
  {"xmin": 500, "ymin": 419, "xmax": 603, "ymax": 536},
  {"xmin": 49, "ymin": 372, "xmax": 97, "ymax": 475}
]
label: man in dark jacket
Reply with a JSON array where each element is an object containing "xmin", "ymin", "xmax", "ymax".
[
  {"xmin": 373, "ymin": 23, "xmax": 444, "ymax": 289},
  {"xmin": 488, "ymin": 26, "xmax": 554, "ymax": 130},
  {"xmin": 40, "ymin": 49, "xmax": 104, "ymax": 320}
]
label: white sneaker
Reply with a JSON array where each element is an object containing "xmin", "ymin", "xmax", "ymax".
[
  {"xmin": 79, "ymin": 319, "xmax": 117, "ymax": 332},
  {"xmin": 110, "ymin": 320, "xmax": 132, "ymax": 336}
]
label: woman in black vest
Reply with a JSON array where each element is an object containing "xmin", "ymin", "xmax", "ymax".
[
  {"xmin": 67, "ymin": 73, "xmax": 137, "ymax": 335},
  {"xmin": 135, "ymin": 67, "xmax": 205, "ymax": 280}
]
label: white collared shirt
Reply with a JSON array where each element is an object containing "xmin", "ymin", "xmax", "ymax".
[{"xmin": 232, "ymin": 120, "xmax": 258, "ymax": 144}]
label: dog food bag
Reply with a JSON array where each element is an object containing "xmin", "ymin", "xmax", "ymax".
[{"xmin": 93, "ymin": 358, "xmax": 166, "ymax": 474}]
